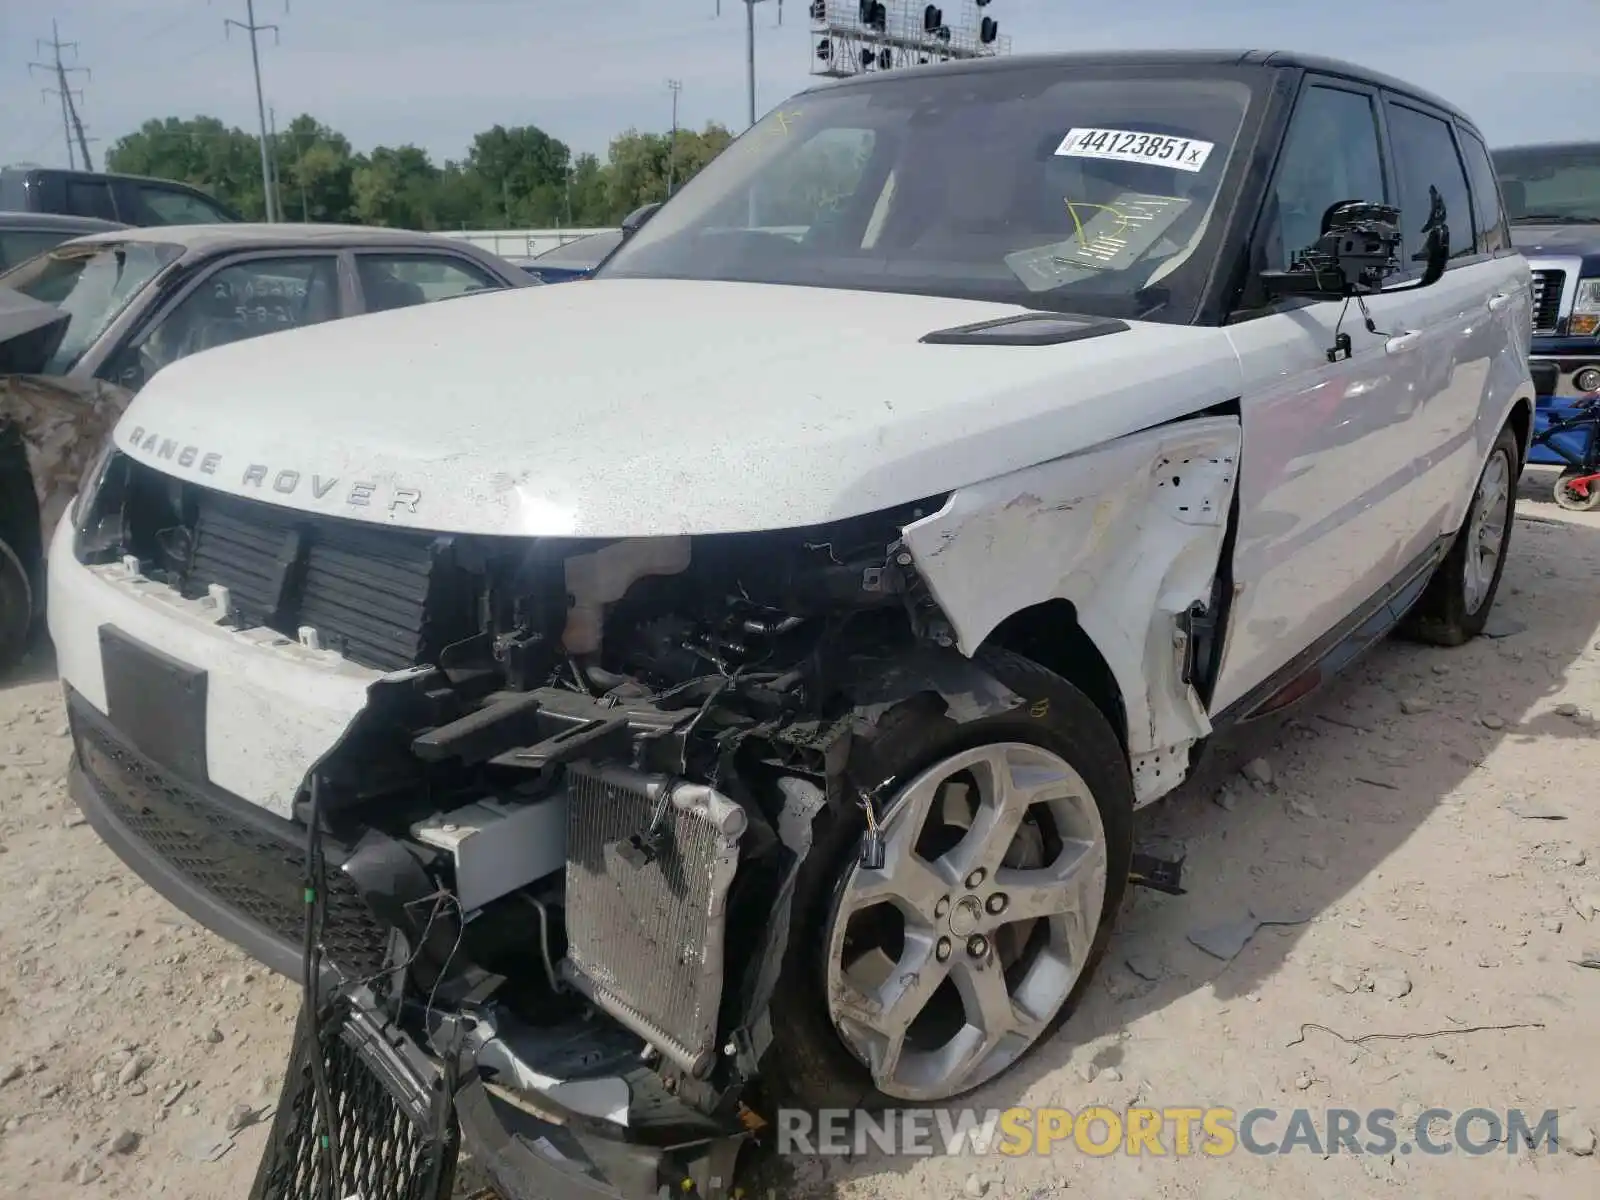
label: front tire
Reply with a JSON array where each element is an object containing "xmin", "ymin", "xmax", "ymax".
[
  {"xmin": 1401, "ymin": 424, "xmax": 1518, "ymax": 646},
  {"xmin": 763, "ymin": 649, "xmax": 1132, "ymax": 1111}
]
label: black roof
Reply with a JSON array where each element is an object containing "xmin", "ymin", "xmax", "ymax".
[
  {"xmin": 805, "ymin": 49, "xmax": 1477, "ymax": 134},
  {"xmin": 0, "ymin": 211, "xmax": 125, "ymax": 234}
]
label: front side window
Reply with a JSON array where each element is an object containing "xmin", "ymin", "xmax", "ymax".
[
  {"xmin": 1491, "ymin": 143, "xmax": 1600, "ymax": 225},
  {"xmin": 139, "ymin": 256, "xmax": 341, "ymax": 375},
  {"xmin": 0, "ymin": 239, "xmax": 180, "ymax": 374},
  {"xmin": 1264, "ymin": 84, "xmax": 1386, "ymax": 271},
  {"xmin": 133, "ymin": 186, "xmax": 236, "ymax": 226},
  {"xmin": 0, "ymin": 229, "xmax": 76, "ymax": 272},
  {"xmin": 600, "ymin": 66, "xmax": 1262, "ymax": 323},
  {"xmin": 1384, "ymin": 100, "xmax": 1476, "ymax": 267},
  {"xmin": 355, "ymin": 254, "xmax": 503, "ymax": 311}
]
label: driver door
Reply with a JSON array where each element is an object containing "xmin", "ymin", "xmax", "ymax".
[{"xmin": 1210, "ymin": 78, "xmax": 1429, "ymax": 717}]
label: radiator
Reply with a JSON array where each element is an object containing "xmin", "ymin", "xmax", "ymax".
[{"xmin": 560, "ymin": 763, "xmax": 747, "ymax": 1077}]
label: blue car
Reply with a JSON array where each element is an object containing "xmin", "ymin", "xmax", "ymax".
[
  {"xmin": 519, "ymin": 228, "xmax": 625, "ymax": 284},
  {"xmin": 1494, "ymin": 141, "xmax": 1600, "ymax": 507}
]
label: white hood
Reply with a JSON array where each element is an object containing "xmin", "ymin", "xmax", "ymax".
[{"xmin": 113, "ymin": 278, "xmax": 1243, "ymax": 538}]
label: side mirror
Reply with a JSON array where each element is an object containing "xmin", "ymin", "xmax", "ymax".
[
  {"xmin": 620, "ymin": 202, "xmax": 661, "ymax": 238},
  {"xmin": 1260, "ymin": 199, "xmax": 1404, "ymax": 301},
  {"xmin": 1260, "ymin": 194, "xmax": 1449, "ymax": 303}
]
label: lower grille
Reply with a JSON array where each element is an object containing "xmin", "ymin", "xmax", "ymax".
[
  {"xmin": 71, "ymin": 699, "xmax": 388, "ymax": 980},
  {"xmin": 250, "ymin": 999, "xmax": 457, "ymax": 1200},
  {"xmin": 182, "ymin": 487, "xmax": 444, "ymax": 672},
  {"xmin": 561, "ymin": 764, "xmax": 747, "ymax": 1076},
  {"xmin": 1532, "ymin": 269, "xmax": 1565, "ymax": 335}
]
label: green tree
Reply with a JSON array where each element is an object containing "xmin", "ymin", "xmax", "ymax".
[
  {"xmin": 105, "ymin": 112, "xmax": 737, "ymax": 230},
  {"xmin": 273, "ymin": 115, "xmax": 354, "ymax": 223},
  {"xmin": 106, "ymin": 116, "xmax": 264, "ymax": 217}
]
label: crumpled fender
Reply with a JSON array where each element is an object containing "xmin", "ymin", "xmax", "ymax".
[
  {"xmin": 0, "ymin": 375, "xmax": 131, "ymax": 550},
  {"xmin": 900, "ymin": 413, "xmax": 1242, "ymax": 805}
]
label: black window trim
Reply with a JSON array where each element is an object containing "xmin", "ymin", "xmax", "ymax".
[
  {"xmin": 1375, "ymin": 90, "xmax": 1488, "ymax": 277},
  {"xmin": 1225, "ymin": 71, "xmax": 1395, "ymax": 324},
  {"xmin": 346, "ymin": 247, "xmax": 509, "ymax": 313},
  {"xmin": 96, "ymin": 247, "xmax": 355, "ymax": 384}
]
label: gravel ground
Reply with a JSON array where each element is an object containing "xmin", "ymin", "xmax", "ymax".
[{"xmin": 1, "ymin": 471, "xmax": 1597, "ymax": 1199}]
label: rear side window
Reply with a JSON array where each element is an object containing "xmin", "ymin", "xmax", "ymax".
[
  {"xmin": 1383, "ymin": 100, "xmax": 1476, "ymax": 267},
  {"xmin": 354, "ymin": 254, "xmax": 503, "ymax": 311},
  {"xmin": 65, "ymin": 179, "xmax": 117, "ymax": 222},
  {"xmin": 1455, "ymin": 128, "xmax": 1511, "ymax": 254},
  {"xmin": 129, "ymin": 185, "xmax": 235, "ymax": 226}
]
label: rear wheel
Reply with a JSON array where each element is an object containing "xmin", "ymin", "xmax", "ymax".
[
  {"xmin": 1554, "ymin": 467, "xmax": 1600, "ymax": 512},
  {"xmin": 0, "ymin": 537, "xmax": 32, "ymax": 676},
  {"xmin": 764, "ymin": 649, "xmax": 1132, "ymax": 1110},
  {"xmin": 1400, "ymin": 424, "xmax": 1518, "ymax": 646}
]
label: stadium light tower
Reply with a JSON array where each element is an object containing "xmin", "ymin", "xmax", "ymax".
[
  {"xmin": 716, "ymin": 0, "xmax": 783, "ymax": 130},
  {"xmin": 810, "ymin": 0, "xmax": 1008, "ymax": 78}
]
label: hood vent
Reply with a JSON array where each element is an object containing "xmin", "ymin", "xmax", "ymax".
[{"xmin": 919, "ymin": 312, "xmax": 1130, "ymax": 347}]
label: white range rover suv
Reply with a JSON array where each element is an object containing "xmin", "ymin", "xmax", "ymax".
[{"xmin": 50, "ymin": 51, "xmax": 1531, "ymax": 1200}]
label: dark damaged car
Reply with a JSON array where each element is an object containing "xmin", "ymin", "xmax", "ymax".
[{"xmin": 0, "ymin": 224, "xmax": 529, "ymax": 669}]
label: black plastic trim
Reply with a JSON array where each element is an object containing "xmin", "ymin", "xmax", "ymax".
[
  {"xmin": 68, "ymin": 758, "xmax": 309, "ymax": 979},
  {"xmin": 919, "ymin": 312, "xmax": 1130, "ymax": 346},
  {"xmin": 1210, "ymin": 533, "xmax": 1452, "ymax": 729}
]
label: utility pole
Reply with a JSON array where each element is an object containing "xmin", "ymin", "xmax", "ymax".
[
  {"xmin": 716, "ymin": 0, "xmax": 781, "ymax": 130},
  {"xmin": 666, "ymin": 80, "xmax": 682, "ymax": 198},
  {"xmin": 225, "ymin": 0, "xmax": 285, "ymax": 222},
  {"xmin": 268, "ymin": 106, "xmax": 286, "ymax": 222},
  {"xmin": 29, "ymin": 22, "xmax": 94, "ymax": 170}
]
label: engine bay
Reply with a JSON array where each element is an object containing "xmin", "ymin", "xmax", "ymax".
[{"xmin": 74, "ymin": 451, "xmax": 999, "ymax": 1142}]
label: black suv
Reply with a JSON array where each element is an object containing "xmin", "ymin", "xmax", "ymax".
[{"xmin": 0, "ymin": 167, "xmax": 242, "ymax": 227}]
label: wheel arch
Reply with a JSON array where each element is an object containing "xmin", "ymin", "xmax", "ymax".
[
  {"xmin": 981, "ymin": 599, "xmax": 1128, "ymax": 752},
  {"xmin": 1507, "ymin": 392, "xmax": 1534, "ymax": 472}
]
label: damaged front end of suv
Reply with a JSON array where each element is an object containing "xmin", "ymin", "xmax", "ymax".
[{"xmin": 60, "ymin": 395, "xmax": 1238, "ymax": 1197}]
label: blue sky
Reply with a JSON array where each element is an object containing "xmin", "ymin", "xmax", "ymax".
[{"xmin": 2, "ymin": 0, "xmax": 1596, "ymax": 170}]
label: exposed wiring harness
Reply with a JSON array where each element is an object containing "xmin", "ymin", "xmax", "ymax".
[{"xmin": 301, "ymin": 775, "xmax": 344, "ymax": 1198}]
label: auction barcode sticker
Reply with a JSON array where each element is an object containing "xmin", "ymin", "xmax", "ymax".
[{"xmin": 1054, "ymin": 128, "xmax": 1214, "ymax": 173}]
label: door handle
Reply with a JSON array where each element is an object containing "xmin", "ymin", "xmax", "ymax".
[
  {"xmin": 1385, "ymin": 331, "xmax": 1423, "ymax": 355},
  {"xmin": 1486, "ymin": 292, "xmax": 1512, "ymax": 312}
]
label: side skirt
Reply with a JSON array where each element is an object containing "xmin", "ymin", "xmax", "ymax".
[{"xmin": 1208, "ymin": 533, "xmax": 1454, "ymax": 732}]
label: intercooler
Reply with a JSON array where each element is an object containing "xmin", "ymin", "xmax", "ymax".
[{"xmin": 560, "ymin": 763, "xmax": 748, "ymax": 1077}]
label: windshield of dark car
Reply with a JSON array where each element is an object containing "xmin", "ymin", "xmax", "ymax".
[
  {"xmin": 0, "ymin": 239, "xmax": 181, "ymax": 374},
  {"xmin": 598, "ymin": 66, "xmax": 1258, "ymax": 323},
  {"xmin": 537, "ymin": 229, "xmax": 625, "ymax": 268},
  {"xmin": 1493, "ymin": 145, "xmax": 1600, "ymax": 223}
]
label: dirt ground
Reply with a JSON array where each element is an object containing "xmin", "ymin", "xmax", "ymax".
[{"xmin": 1, "ymin": 469, "xmax": 1597, "ymax": 1200}]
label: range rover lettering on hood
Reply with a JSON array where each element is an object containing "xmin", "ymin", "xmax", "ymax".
[{"xmin": 124, "ymin": 425, "xmax": 422, "ymax": 514}]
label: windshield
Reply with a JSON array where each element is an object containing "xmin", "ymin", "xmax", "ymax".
[
  {"xmin": 599, "ymin": 65, "xmax": 1259, "ymax": 322},
  {"xmin": 0, "ymin": 240, "xmax": 180, "ymax": 374},
  {"xmin": 537, "ymin": 229, "xmax": 625, "ymax": 268},
  {"xmin": 1492, "ymin": 145, "xmax": 1600, "ymax": 224}
]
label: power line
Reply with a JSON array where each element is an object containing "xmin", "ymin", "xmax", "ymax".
[
  {"xmin": 224, "ymin": 0, "xmax": 287, "ymax": 222},
  {"xmin": 28, "ymin": 20, "xmax": 95, "ymax": 170}
]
